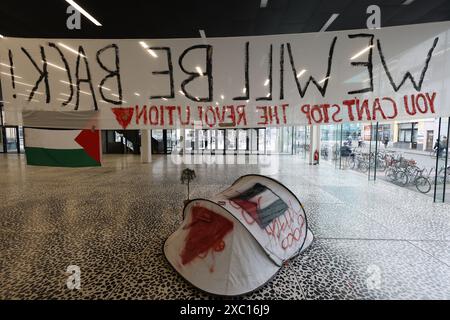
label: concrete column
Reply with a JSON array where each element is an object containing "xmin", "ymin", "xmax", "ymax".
[
  {"xmin": 140, "ymin": 129, "xmax": 152, "ymax": 163},
  {"xmin": 309, "ymin": 125, "xmax": 321, "ymax": 165}
]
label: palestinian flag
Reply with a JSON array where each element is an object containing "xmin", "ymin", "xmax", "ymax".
[
  {"xmin": 229, "ymin": 183, "xmax": 288, "ymax": 229},
  {"xmin": 24, "ymin": 128, "xmax": 101, "ymax": 167}
]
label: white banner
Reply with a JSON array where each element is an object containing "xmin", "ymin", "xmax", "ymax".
[{"xmin": 1, "ymin": 21, "xmax": 450, "ymax": 129}]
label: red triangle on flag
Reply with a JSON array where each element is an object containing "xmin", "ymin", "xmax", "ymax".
[
  {"xmin": 230, "ymin": 198, "xmax": 260, "ymax": 225},
  {"xmin": 181, "ymin": 206, "xmax": 234, "ymax": 266},
  {"xmin": 112, "ymin": 107, "xmax": 134, "ymax": 129},
  {"xmin": 75, "ymin": 129, "xmax": 101, "ymax": 163}
]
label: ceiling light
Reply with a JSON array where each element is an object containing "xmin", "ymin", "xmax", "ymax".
[
  {"xmin": 199, "ymin": 29, "xmax": 207, "ymax": 45},
  {"xmin": 195, "ymin": 66, "xmax": 203, "ymax": 76},
  {"xmin": 15, "ymin": 81, "xmax": 34, "ymax": 87},
  {"xmin": 65, "ymin": 0, "xmax": 102, "ymax": 26},
  {"xmin": 80, "ymin": 90, "xmax": 91, "ymax": 95},
  {"xmin": 60, "ymin": 93, "xmax": 71, "ymax": 97},
  {"xmin": 147, "ymin": 49, "xmax": 158, "ymax": 58},
  {"xmin": 162, "ymin": 98, "xmax": 167, "ymax": 101},
  {"xmin": 99, "ymin": 85, "xmax": 111, "ymax": 91},
  {"xmin": 350, "ymin": 45, "xmax": 373, "ymax": 60},
  {"xmin": 266, "ymin": 93, "xmax": 270, "ymax": 97},
  {"xmin": 1, "ymin": 71, "xmax": 22, "ymax": 78},
  {"xmin": 27, "ymin": 89, "xmax": 43, "ymax": 95},
  {"xmin": 263, "ymin": 79, "xmax": 269, "ymax": 86},
  {"xmin": 139, "ymin": 41, "xmax": 158, "ymax": 58},
  {"xmin": 112, "ymin": 93, "xmax": 120, "ymax": 97},
  {"xmin": 60, "ymin": 80, "xmax": 76, "ymax": 86},
  {"xmin": 319, "ymin": 13, "xmax": 339, "ymax": 32},
  {"xmin": 0, "ymin": 63, "xmax": 12, "ymax": 68},
  {"xmin": 318, "ymin": 77, "xmax": 329, "ymax": 84},
  {"xmin": 402, "ymin": 0, "xmax": 415, "ymax": 5},
  {"xmin": 242, "ymin": 88, "xmax": 246, "ymax": 94},
  {"xmin": 18, "ymin": 93, "xmax": 39, "ymax": 102},
  {"xmin": 260, "ymin": 0, "xmax": 269, "ymax": 8},
  {"xmin": 58, "ymin": 43, "xmax": 85, "ymax": 57},
  {"xmin": 0, "ymin": 34, "xmax": 4, "ymax": 38},
  {"xmin": 179, "ymin": 90, "xmax": 185, "ymax": 96},
  {"xmin": 296, "ymin": 69, "xmax": 306, "ymax": 78},
  {"xmin": 220, "ymin": 94, "xmax": 225, "ymax": 100},
  {"xmin": 45, "ymin": 61, "xmax": 66, "ymax": 71},
  {"xmin": 134, "ymin": 92, "xmax": 140, "ymax": 96}
]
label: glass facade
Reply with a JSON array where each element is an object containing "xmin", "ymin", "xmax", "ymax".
[
  {"xmin": 147, "ymin": 127, "xmax": 311, "ymax": 156},
  {"xmin": 1, "ymin": 105, "xmax": 447, "ymax": 202},
  {"xmin": 326, "ymin": 119, "xmax": 449, "ymax": 203}
]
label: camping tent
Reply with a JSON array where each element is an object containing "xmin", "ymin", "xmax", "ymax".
[{"xmin": 164, "ymin": 174, "xmax": 313, "ymax": 296}]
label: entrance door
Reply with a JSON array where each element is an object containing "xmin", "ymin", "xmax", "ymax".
[
  {"xmin": 426, "ymin": 130, "xmax": 434, "ymax": 151},
  {"xmin": 237, "ymin": 129, "xmax": 248, "ymax": 154},
  {"xmin": 216, "ymin": 129, "xmax": 225, "ymax": 154},
  {"xmin": 151, "ymin": 129, "xmax": 165, "ymax": 154},
  {"xmin": 226, "ymin": 129, "xmax": 237, "ymax": 153},
  {"xmin": 4, "ymin": 126, "xmax": 20, "ymax": 153}
]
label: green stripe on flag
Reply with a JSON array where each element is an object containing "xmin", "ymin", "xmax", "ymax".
[{"xmin": 25, "ymin": 147, "xmax": 100, "ymax": 167}]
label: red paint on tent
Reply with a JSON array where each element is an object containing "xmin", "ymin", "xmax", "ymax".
[
  {"xmin": 230, "ymin": 197, "xmax": 261, "ymax": 225},
  {"xmin": 214, "ymin": 240, "xmax": 225, "ymax": 252},
  {"xmin": 112, "ymin": 107, "xmax": 134, "ymax": 129},
  {"xmin": 181, "ymin": 206, "xmax": 233, "ymax": 266},
  {"xmin": 75, "ymin": 129, "xmax": 101, "ymax": 163}
]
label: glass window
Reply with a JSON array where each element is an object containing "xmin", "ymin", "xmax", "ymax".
[
  {"xmin": 238, "ymin": 129, "xmax": 247, "ymax": 151},
  {"xmin": 18, "ymin": 126, "xmax": 24, "ymax": 152},
  {"xmin": 258, "ymin": 129, "xmax": 265, "ymax": 154},
  {"xmin": 217, "ymin": 130, "xmax": 224, "ymax": 150},
  {"xmin": 0, "ymin": 128, "xmax": 4, "ymax": 153},
  {"xmin": 226, "ymin": 130, "xmax": 236, "ymax": 150},
  {"xmin": 5, "ymin": 127, "xmax": 17, "ymax": 152}
]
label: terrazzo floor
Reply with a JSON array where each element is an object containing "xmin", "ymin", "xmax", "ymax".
[{"xmin": 1, "ymin": 153, "xmax": 450, "ymax": 300}]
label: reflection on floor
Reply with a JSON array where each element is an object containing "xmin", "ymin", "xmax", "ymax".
[{"xmin": 0, "ymin": 153, "xmax": 450, "ymax": 299}]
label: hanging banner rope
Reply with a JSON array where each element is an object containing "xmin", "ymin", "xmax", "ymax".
[{"xmin": 0, "ymin": 21, "xmax": 449, "ymax": 129}]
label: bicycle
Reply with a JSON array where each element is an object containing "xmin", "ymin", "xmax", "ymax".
[{"xmin": 409, "ymin": 167, "xmax": 432, "ymax": 194}]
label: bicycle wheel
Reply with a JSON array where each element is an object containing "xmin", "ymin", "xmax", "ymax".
[
  {"xmin": 359, "ymin": 162, "xmax": 369, "ymax": 173},
  {"xmin": 415, "ymin": 177, "xmax": 431, "ymax": 194},
  {"xmin": 377, "ymin": 160, "xmax": 386, "ymax": 172},
  {"xmin": 349, "ymin": 158, "xmax": 356, "ymax": 170},
  {"xmin": 385, "ymin": 168, "xmax": 396, "ymax": 181},
  {"xmin": 396, "ymin": 171, "xmax": 409, "ymax": 186}
]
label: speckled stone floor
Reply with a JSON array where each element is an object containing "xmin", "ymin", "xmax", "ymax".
[{"xmin": 1, "ymin": 153, "xmax": 450, "ymax": 300}]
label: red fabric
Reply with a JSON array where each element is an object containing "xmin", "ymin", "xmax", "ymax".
[
  {"xmin": 112, "ymin": 107, "xmax": 134, "ymax": 129},
  {"xmin": 181, "ymin": 206, "xmax": 234, "ymax": 265},
  {"xmin": 231, "ymin": 198, "xmax": 260, "ymax": 224},
  {"xmin": 75, "ymin": 129, "xmax": 101, "ymax": 163}
]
